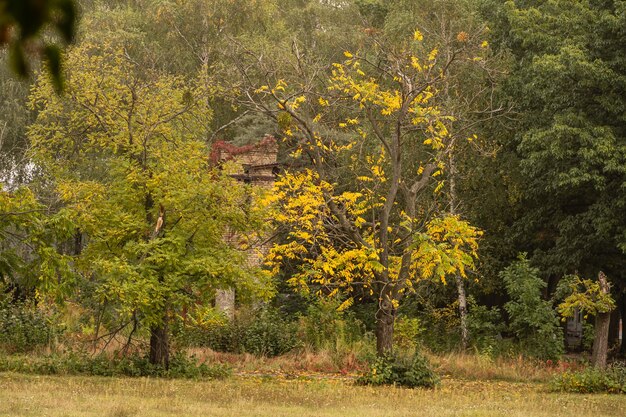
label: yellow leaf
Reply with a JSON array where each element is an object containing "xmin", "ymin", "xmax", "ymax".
[
  {"xmin": 337, "ymin": 297, "xmax": 354, "ymax": 312},
  {"xmin": 411, "ymin": 56, "xmax": 422, "ymax": 71}
]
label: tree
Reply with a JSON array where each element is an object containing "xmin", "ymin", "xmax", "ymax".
[
  {"xmin": 244, "ymin": 30, "xmax": 483, "ymax": 355},
  {"xmin": 151, "ymin": 0, "xmax": 364, "ymax": 137},
  {"xmin": 0, "ymin": 187, "xmax": 73, "ymax": 298},
  {"xmin": 501, "ymin": 254, "xmax": 564, "ymax": 360},
  {"xmin": 27, "ymin": 43, "xmax": 273, "ymax": 366},
  {"xmin": 557, "ymin": 272, "xmax": 616, "ymax": 368},
  {"xmin": 0, "ymin": 51, "xmax": 33, "ymax": 187},
  {"xmin": 480, "ymin": 0, "xmax": 626, "ymax": 354},
  {"xmin": 392, "ymin": 0, "xmax": 509, "ymax": 350}
]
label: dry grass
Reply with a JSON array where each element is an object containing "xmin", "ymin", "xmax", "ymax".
[
  {"xmin": 1, "ymin": 372, "xmax": 625, "ymax": 417},
  {"xmin": 428, "ymin": 352, "xmax": 573, "ymax": 382},
  {"xmin": 188, "ymin": 347, "xmax": 367, "ymax": 375},
  {"xmin": 188, "ymin": 349, "xmax": 569, "ymax": 382}
]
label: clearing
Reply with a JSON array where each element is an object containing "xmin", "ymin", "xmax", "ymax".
[{"xmin": 1, "ymin": 372, "xmax": 625, "ymax": 417}]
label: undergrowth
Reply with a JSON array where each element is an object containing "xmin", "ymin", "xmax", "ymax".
[
  {"xmin": 0, "ymin": 352, "xmax": 231, "ymax": 379},
  {"xmin": 357, "ymin": 352, "xmax": 440, "ymax": 388},
  {"xmin": 551, "ymin": 363, "xmax": 626, "ymax": 394}
]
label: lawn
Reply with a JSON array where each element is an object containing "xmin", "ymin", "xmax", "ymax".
[{"xmin": 1, "ymin": 372, "xmax": 624, "ymax": 417}]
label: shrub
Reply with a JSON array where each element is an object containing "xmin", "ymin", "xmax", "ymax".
[
  {"xmin": 357, "ymin": 352, "xmax": 440, "ymax": 388},
  {"xmin": 296, "ymin": 299, "xmax": 373, "ymax": 368},
  {"xmin": 240, "ymin": 307, "xmax": 299, "ymax": 356},
  {"xmin": 0, "ymin": 351, "xmax": 231, "ymax": 379},
  {"xmin": 551, "ymin": 363, "xmax": 626, "ymax": 394},
  {"xmin": 414, "ymin": 300, "xmax": 461, "ymax": 353},
  {"xmin": 501, "ymin": 255, "xmax": 564, "ymax": 360},
  {"xmin": 298, "ymin": 299, "xmax": 366, "ymax": 351},
  {"xmin": 0, "ymin": 297, "xmax": 60, "ymax": 353},
  {"xmin": 393, "ymin": 316, "xmax": 422, "ymax": 351},
  {"xmin": 177, "ymin": 306, "xmax": 299, "ymax": 357},
  {"xmin": 466, "ymin": 297, "xmax": 506, "ymax": 354}
]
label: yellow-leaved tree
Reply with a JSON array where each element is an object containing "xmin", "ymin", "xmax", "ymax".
[{"xmin": 237, "ymin": 31, "xmax": 483, "ymax": 354}]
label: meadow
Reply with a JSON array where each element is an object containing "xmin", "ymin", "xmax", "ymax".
[{"xmin": 1, "ymin": 371, "xmax": 624, "ymax": 417}]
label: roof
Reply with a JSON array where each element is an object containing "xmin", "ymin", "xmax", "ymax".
[{"xmin": 209, "ymin": 135, "xmax": 278, "ymax": 165}]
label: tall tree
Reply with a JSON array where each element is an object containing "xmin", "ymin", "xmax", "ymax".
[
  {"xmin": 0, "ymin": 51, "xmax": 33, "ymax": 188},
  {"xmin": 27, "ymin": 43, "xmax": 273, "ymax": 365},
  {"xmin": 241, "ymin": 29, "xmax": 483, "ymax": 354},
  {"xmin": 481, "ymin": 0, "xmax": 626, "ymax": 358}
]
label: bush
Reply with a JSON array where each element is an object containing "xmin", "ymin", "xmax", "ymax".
[
  {"xmin": 298, "ymin": 299, "xmax": 366, "ymax": 350},
  {"xmin": 240, "ymin": 307, "xmax": 300, "ymax": 356},
  {"xmin": 467, "ymin": 297, "xmax": 506, "ymax": 354},
  {"xmin": 357, "ymin": 352, "xmax": 440, "ymax": 388},
  {"xmin": 551, "ymin": 363, "xmax": 626, "ymax": 394},
  {"xmin": 415, "ymin": 302, "xmax": 462, "ymax": 353},
  {"xmin": 0, "ymin": 297, "xmax": 60, "ymax": 353},
  {"xmin": 393, "ymin": 316, "xmax": 422, "ymax": 351},
  {"xmin": 177, "ymin": 306, "xmax": 299, "ymax": 357},
  {"xmin": 0, "ymin": 351, "xmax": 231, "ymax": 379},
  {"xmin": 501, "ymin": 255, "xmax": 564, "ymax": 360}
]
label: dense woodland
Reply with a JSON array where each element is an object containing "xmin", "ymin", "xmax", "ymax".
[{"xmin": 1, "ymin": 0, "xmax": 626, "ymax": 390}]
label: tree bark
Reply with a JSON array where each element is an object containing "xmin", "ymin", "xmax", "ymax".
[
  {"xmin": 619, "ymin": 292, "xmax": 626, "ymax": 358},
  {"xmin": 149, "ymin": 321, "xmax": 170, "ymax": 368},
  {"xmin": 73, "ymin": 229, "xmax": 83, "ymax": 255},
  {"xmin": 449, "ymin": 150, "xmax": 469, "ymax": 350},
  {"xmin": 609, "ymin": 306, "xmax": 620, "ymax": 350},
  {"xmin": 146, "ymin": 199, "xmax": 170, "ymax": 368},
  {"xmin": 375, "ymin": 304, "xmax": 395, "ymax": 356},
  {"xmin": 455, "ymin": 274, "xmax": 469, "ymax": 350},
  {"xmin": 591, "ymin": 272, "xmax": 610, "ymax": 369}
]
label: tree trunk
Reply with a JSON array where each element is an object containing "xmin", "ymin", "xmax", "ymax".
[
  {"xmin": 609, "ymin": 306, "xmax": 620, "ymax": 350},
  {"xmin": 73, "ymin": 229, "xmax": 83, "ymax": 255},
  {"xmin": 619, "ymin": 291, "xmax": 626, "ymax": 358},
  {"xmin": 455, "ymin": 274, "xmax": 469, "ymax": 350},
  {"xmin": 591, "ymin": 272, "xmax": 610, "ymax": 369},
  {"xmin": 149, "ymin": 321, "xmax": 170, "ymax": 369},
  {"xmin": 449, "ymin": 150, "xmax": 469, "ymax": 350},
  {"xmin": 375, "ymin": 306, "xmax": 395, "ymax": 356},
  {"xmin": 592, "ymin": 312, "xmax": 610, "ymax": 369}
]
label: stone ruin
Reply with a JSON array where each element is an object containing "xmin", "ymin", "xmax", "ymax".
[{"xmin": 209, "ymin": 135, "xmax": 279, "ymax": 319}]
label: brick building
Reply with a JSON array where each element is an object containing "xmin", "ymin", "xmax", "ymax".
[{"xmin": 210, "ymin": 135, "xmax": 279, "ymax": 318}]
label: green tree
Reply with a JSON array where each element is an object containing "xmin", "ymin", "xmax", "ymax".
[
  {"xmin": 27, "ymin": 43, "xmax": 273, "ymax": 366},
  {"xmin": 0, "ymin": 187, "xmax": 73, "ymax": 298},
  {"xmin": 481, "ymin": 1, "xmax": 626, "ymax": 276},
  {"xmin": 480, "ymin": 0, "xmax": 626, "ymax": 355},
  {"xmin": 557, "ymin": 272, "xmax": 616, "ymax": 368},
  {"xmin": 501, "ymin": 254, "xmax": 564, "ymax": 360}
]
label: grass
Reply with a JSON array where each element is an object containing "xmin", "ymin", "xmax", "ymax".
[
  {"xmin": 189, "ymin": 349, "xmax": 565, "ymax": 382},
  {"xmin": 188, "ymin": 347, "xmax": 367, "ymax": 375},
  {"xmin": 428, "ymin": 351, "xmax": 572, "ymax": 382},
  {"xmin": 1, "ymin": 372, "xmax": 625, "ymax": 417}
]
